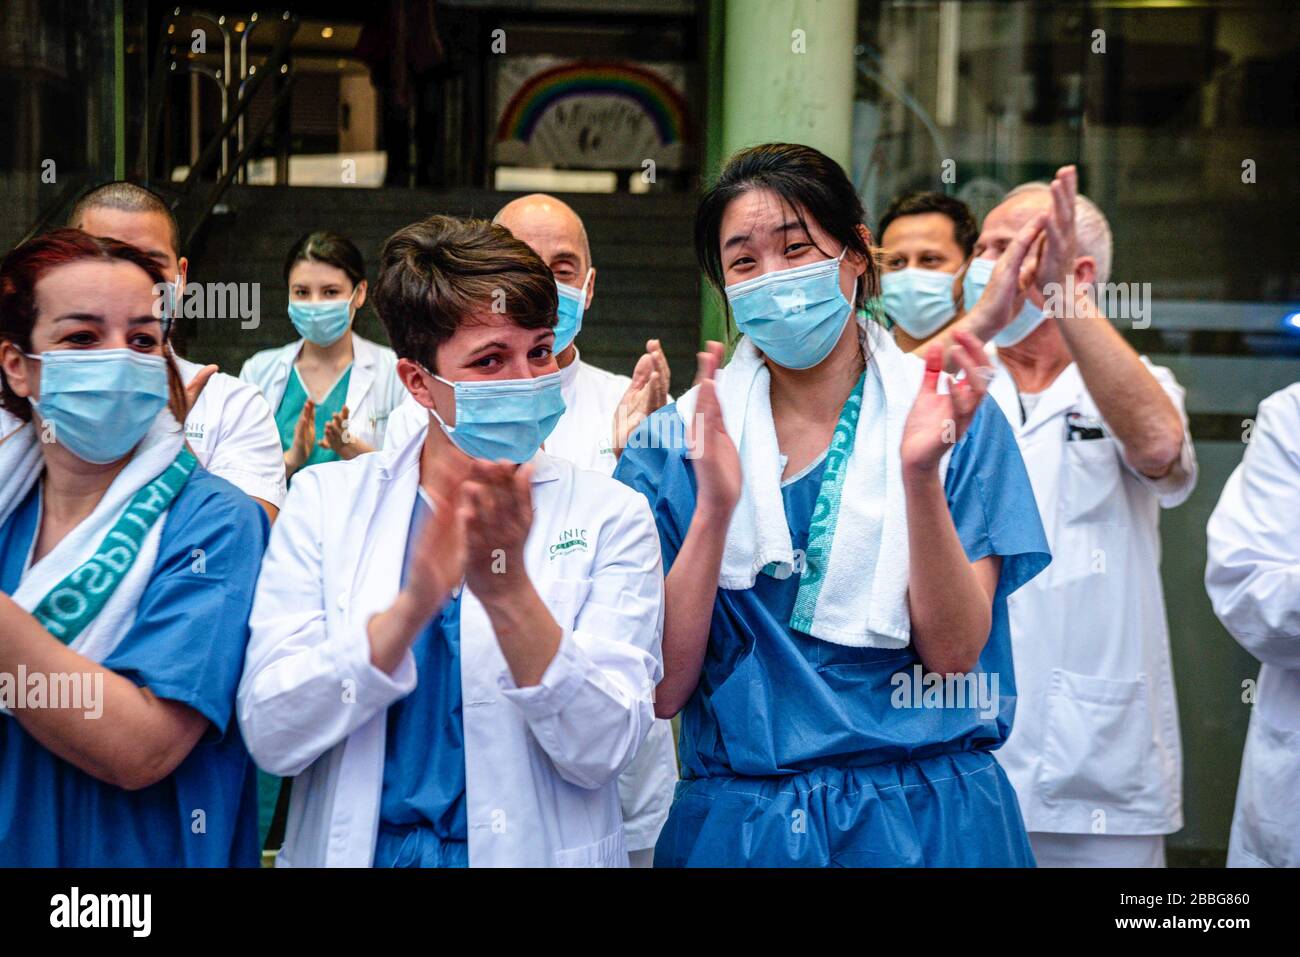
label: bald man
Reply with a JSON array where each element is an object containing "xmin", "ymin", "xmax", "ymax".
[{"xmin": 383, "ymin": 195, "xmax": 678, "ymax": 866}]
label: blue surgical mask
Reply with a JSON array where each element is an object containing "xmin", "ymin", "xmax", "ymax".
[
  {"xmin": 725, "ymin": 249, "xmax": 854, "ymax": 370},
  {"xmin": 159, "ymin": 275, "xmax": 182, "ymax": 339},
  {"xmin": 425, "ymin": 369, "xmax": 566, "ymax": 463},
  {"xmin": 289, "ymin": 290, "xmax": 356, "ymax": 347},
  {"xmin": 962, "ymin": 257, "xmax": 1047, "ymax": 347},
  {"xmin": 881, "ymin": 268, "xmax": 958, "ymax": 339},
  {"xmin": 26, "ymin": 349, "xmax": 170, "ymax": 464},
  {"xmin": 553, "ymin": 269, "xmax": 593, "ymax": 353}
]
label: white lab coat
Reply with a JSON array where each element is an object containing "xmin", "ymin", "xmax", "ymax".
[
  {"xmin": 238, "ymin": 333, "xmax": 404, "ymax": 452},
  {"xmin": 1205, "ymin": 383, "xmax": 1300, "ymax": 867},
  {"xmin": 237, "ymin": 429, "xmax": 665, "ymax": 867},
  {"xmin": 990, "ymin": 354, "xmax": 1198, "ymax": 836},
  {"xmin": 174, "ymin": 354, "xmax": 286, "ymax": 508},
  {"xmin": 383, "ymin": 348, "xmax": 680, "ymax": 852}
]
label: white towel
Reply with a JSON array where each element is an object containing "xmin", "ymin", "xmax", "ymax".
[
  {"xmin": 0, "ymin": 411, "xmax": 187, "ymax": 667},
  {"xmin": 677, "ymin": 320, "xmax": 949, "ymax": 648}
]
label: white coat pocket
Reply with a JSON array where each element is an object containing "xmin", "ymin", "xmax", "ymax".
[
  {"xmin": 1060, "ymin": 438, "xmax": 1127, "ymax": 527},
  {"xmin": 552, "ymin": 827, "xmax": 627, "ymax": 867},
  {"xmin": 1036, "ymin": 669, "xmax": 1169, "ymax": 822}
]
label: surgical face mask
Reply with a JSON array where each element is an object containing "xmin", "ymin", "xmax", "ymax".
[
  {"xmin": 724, "ymin": 249, "xmax": 854, "ymax": 370},
  {"xmin": 288, "ymin": 289, "xmax": 356, "ymax": 347},
  {"xmin": 962, "ymin": 257, "xmax": 1047, "ymax": 347},
  {"xmin": 161, "ymin": 275, "xmax": 182, "ymax": 339},
  {"xmin": 25, "ymin": 349, "xmax": 169, "ymax": 464},
  {"xmin": 881, "ymin": 267, "xmax": 958, "ymax": 339},
  {"xmin": 423, "ymin": 367, "xmax": 566, "ymax": 463},
  {"xmin": 553, "ymin": 269, "xmax": 593, "ymax": 353}
]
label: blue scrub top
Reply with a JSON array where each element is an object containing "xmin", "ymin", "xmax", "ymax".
[
  {"xmin": 374, "ymin": 490, "xmax": 468, "ymax": 868},
  {"xmin": 0, "ymin": 469, "xmax": 267, "ymax": 867},
  {"xmin": 614, "ymin": 397, "xmax": 1052, "ymax": 867}
]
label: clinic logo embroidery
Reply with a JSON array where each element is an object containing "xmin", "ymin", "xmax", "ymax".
[{"xmin": 549, "ymin": 527, "xmax": 589, "ymax": 560}]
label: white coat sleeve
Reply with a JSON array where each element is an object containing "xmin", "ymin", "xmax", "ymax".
[
  {"xmin": 200, "ymin": 381, "xmax": 287, "ymax": 508},
  {"xmin": 237, "ymin": 468, "xmax": 418, "ymax": 776},
  {"xmin": 496, "ymin": 492, "xmax": 664, "ymax": 790},
  {"xmin": 1118, "ymin": 359, "xmax": 1198, "ymax": 507},
  {"xmin": 1205, "ymin": 388, "xmax": 1300, "ymax": 668}
]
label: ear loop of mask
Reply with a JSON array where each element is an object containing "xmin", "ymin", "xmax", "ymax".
[
  {"xmin": 333, "ymin": 285, "xmax": 360, "ymax": 314},
  {"xmin": 414, "ymin": 360, "xmax": 457, "ymax": 433},
  {"xmin": 161, "ymin": 273, "xmax": 182, "ymax": 340}
]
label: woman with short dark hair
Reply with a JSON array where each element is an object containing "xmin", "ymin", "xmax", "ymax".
[{"xmin": 239, "ymin": 215, "xmax": 664, "ymax": 868}]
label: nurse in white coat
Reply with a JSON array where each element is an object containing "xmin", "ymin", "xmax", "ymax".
[
  {"xmin": 1206, "ymin": 383, "xmax": 1300, "ymax": 867},
  {"xmin": 239, "ymin": 215, "xmax": 664, "ymax": 867},
  {"xmin": 971, "ymin": 169, "xmax": 1197, "ymax": 867},
  {"xmin": 69, "ymin": 182, "xmax": 286, "ymax": 519},
  {"xmin": 383, "ymin": 193, "xmax": 678, "ymax": 866},
  {"xmin": 240, "ymin": 231, "xmax": 404, "ymax": 478}
]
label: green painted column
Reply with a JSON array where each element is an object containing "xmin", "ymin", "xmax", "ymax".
[
  {"xmin": 699, "ymin": 0, "xmax": 729, "ymax": 348},
  {"xmin": 721, "ymin": 0, "xmax": 859, "ymax": 169},
  {"xmin": 700, "ymin": 0, "xmax": 859, "ymax": 347}
]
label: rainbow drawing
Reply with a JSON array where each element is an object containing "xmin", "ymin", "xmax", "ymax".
[{"xmin": 496, "ymin": 60, "xmax": 690, "ymax": 145}]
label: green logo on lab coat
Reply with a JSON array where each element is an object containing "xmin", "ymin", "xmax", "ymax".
[{"xmin": 549, "ymin": 528, "xmax": 589, "ymax": 560}]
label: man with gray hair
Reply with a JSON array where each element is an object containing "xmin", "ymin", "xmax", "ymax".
[{"xmin": 963, "ymin": 166, "xmax": 1197, "ymax": 867}]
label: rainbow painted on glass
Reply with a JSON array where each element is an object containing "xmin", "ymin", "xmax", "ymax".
[{"xmin": 496, "ymin": 60, "xmax": 690, "ymax": 145}]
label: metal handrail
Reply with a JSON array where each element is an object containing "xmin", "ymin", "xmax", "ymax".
[
  {"xmin": 137, "ymin": 8, "xmax": 300, "ymax": 257},
  {"xmin": 237, "ymin": 10, "xmax": 274, "ymax": 179},
  {"xmin": 184, "ymin": 71, "xmax": 298, "ymax": 250},
  {"xmin": 178, "ymin": 9, "xmax": 298, "ymax": 193},
  {"xmin": 186, "ymin": 11, "xmax": 233, "ymax": 175}
]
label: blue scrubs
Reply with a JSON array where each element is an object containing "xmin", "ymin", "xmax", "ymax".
[
  {"xmin": 373, "ymin": 491, "xmax": 469, "ymax": 868},
  {"xmin": 0, "ymin": 469, "xmax": 267, "ymax": 867},
  {"xmin": 615, "ymin": 398, "xmax": 1051, "ymax": 867}
]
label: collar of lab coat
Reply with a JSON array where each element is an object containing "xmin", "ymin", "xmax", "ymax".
[
  {"xmin": 558, "ymin": 346, "xmax": 583, "ymax": 398},
  {"xmin": 261, "ymin": 331, "xmax": 381, "ymax": 413},
  {"xmin": 987, "ymin": 347, "xmax": 1085, "ymax": 438}
]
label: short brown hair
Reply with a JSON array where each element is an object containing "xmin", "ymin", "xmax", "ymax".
[{"xmin": 371, "ymin": 215, "xmax": 557, "ymax": 371}]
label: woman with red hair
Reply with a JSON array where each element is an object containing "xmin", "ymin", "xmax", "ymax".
[{"xmin": 0, "ymin": 228, "xmax": 266, "ymax": 866}]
